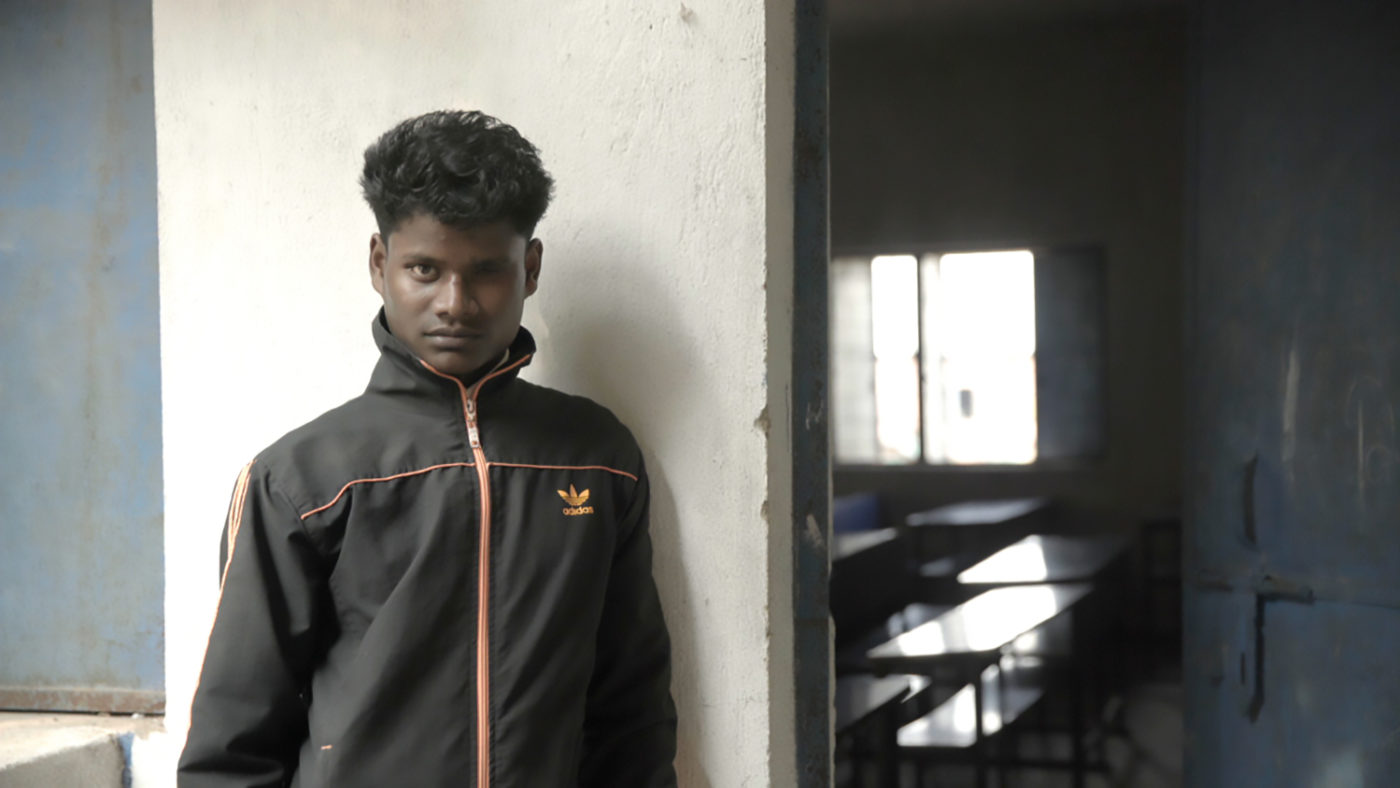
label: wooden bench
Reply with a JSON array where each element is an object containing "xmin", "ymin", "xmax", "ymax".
[
  {"xmin": 834, "ymin": 674, "xmax": 910, "ymax": 787},
  {"xmin": 866, "ymin": 583, "xmax": 1094, "ymax": 788},
  {"xmin": 898, "ymin": 656, "xmax": 1045, "ymax": 749},
  {"xmin": 897, "ymin": 656, "xmax": 1050, "ymax": 788}
]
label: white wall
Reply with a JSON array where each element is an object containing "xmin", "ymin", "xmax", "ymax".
[{"xmin": 152, "ymin": 2, "xmax": 796, "ymax": 785}]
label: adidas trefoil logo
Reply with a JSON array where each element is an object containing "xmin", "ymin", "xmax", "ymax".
[{"xmin": 558, "ymin": 485, "xmax": 594, "ymax": 516}]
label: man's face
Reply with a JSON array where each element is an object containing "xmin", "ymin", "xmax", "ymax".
[{"xmin": 370, "ymin": 214, "xmax": 541, "ymax": 378}]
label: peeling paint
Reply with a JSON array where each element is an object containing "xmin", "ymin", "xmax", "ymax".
[
  {"xmin": 1311, "ymin": 748, "xmax": 1364, "ymax": 787},
  {"xmin": 752, "ymin": 406, "xmax": 770, "ymax": 435},
  {"xmin": 802, "ymin": 513, "xmax": 824, "ymax": 550},
  {"xmin": 1343, "ymin": 376, "xmax": 1398, "ymax": 518},
  {"xmin": 1280, "ymin": 341, "xmax": 1298, "ymax": 480}
]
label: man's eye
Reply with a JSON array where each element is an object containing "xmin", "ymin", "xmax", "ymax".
[{"xmin": 410, "ymin": 263, "xmax": 435, "ymax": 277}]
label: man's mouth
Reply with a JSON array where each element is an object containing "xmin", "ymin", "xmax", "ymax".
[{"xmin": 424, "ymin": 329, "xmax": 483, "ymax": 348}]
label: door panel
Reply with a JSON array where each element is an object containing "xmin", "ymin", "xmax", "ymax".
[
  {"xmin": 1186, "ymin": 591, "xmax": 1400, "ymax": 786},
  {"xmin": 1186, "ymin": 0, "xmax": 1400, "ymax": 784}
]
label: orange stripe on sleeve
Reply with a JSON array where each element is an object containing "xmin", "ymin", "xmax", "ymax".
[
  {"xmin": 299, "ymin": 462, "xmax": 477, "ymax": 520},
  {"xmin": 220, "ymin": 460, "xmax": 256, "ymax": 586}
]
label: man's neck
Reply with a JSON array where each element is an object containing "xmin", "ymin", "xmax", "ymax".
[{"xmin": 454, "ymin": 348, "xmax": 512, "ymax": 389}]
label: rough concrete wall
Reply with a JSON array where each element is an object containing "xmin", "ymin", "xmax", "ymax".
[
  {"xmin": 830, "ymin": 11, "xmax": 1186, "ymax": 521},
  {"xmin": 0, "ymin": 0, "xmax": 163, "ymax": 706},
  {"xmin": 0, "ymin": 729, "xmax": 125, "ymax": 788},
  {"xmin": 153, "ymin": 2, "xmax": 795, "ymax": 785}
]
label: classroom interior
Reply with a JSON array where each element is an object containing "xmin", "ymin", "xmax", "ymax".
[{"xmin": 827, "ymin": 1, "xmax": 1186, "ymax": 785}]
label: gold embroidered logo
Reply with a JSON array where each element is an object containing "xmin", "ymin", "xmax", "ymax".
[{"xmin": 558, "ymin": 485, "xmax": 594, "ymax": 516}]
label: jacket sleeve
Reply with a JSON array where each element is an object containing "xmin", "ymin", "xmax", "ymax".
[
  {"xmin": 178, "ymin": 462, "xmax": 326, "ymax": 788},
  {"xmin": 578, "ymin": 464, "xmax": 679, "ymax": 787}
]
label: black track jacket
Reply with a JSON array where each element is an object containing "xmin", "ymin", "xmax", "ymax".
[{"xmin": 179, "ymin": 314, "xmax": 677, "ymax": 787}]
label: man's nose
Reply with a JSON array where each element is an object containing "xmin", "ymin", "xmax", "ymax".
[{"xmin": 435, "ymin": 274, "xmax": 477, "ymax": 319}]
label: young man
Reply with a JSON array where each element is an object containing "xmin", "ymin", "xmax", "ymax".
[{"xmin": 179, "ymin": 110, "xmax": 677, "ymax": 787}]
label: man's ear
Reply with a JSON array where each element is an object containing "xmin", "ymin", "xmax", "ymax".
[
  {"xmin": 524, "ymin": 238, "xmax": 543, "ymax": 298},
  {"xmin": 369, "ymin": 233, "xmax": 387, "ymax": 296}
]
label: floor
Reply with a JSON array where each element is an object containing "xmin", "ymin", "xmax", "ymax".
[{"xmin": 1094, "ymin": 678, "xmax": 1182, "ymax": 788}]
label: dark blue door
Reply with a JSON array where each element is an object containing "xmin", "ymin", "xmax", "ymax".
[{"xmin": 1185, "ymin": 1, "xmax": 1400, "ymax": 784}]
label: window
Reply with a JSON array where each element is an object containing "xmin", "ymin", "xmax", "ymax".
[{"xmin": 831, "ymin": 247, "xmax": 1105, "ymax": 467}]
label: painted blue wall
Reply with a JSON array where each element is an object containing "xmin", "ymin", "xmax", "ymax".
[{"xmin": 0, "ymin": 0, "xmax": 163, "ymax": 708}]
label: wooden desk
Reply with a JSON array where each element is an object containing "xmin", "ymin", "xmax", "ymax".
[
  {"xmin": 904, "ymin": 497, "xmax": 1052, "ymax": 567},
  {"xmin": 836, "ymin": 674, "xmax": 910, "ymax": 733},
  {"xmin": 956, "ymin": 534, "xmax": 1130, "ymax": 587},
  {"xmin": 905, "ymin": 497, "xmax": 1050, "ymax": 529},
  {"xmin": 835, "ymin": 675, "xmax": 910, "ymax": 787},
  {"xmin": 833, "ymin": 528, "xmax": 899, "ymax": 563},
  {"xmin": 951, "ymin": 536, "xmax": 1129, "ymax": 786},
  {"xmin": 866, "ymin": 583, "xmax": 1092, "ymax": 675},
  {"xmin": 832, "ymin": 528, "xmax": 912, "ymax": 653},
  {"xmin": 868, "ymin": 583, "xmax": 1092, "ymax": 788},
  {"xmin": 836, "ymin": 602, "xmax": 954, "ymax": 677}
]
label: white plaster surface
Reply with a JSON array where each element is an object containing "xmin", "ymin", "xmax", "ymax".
[{"xmin": 154, "ymin": 2, "xmax": 795, "ymax": 786}]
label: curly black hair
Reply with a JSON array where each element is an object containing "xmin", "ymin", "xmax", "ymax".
[{"xmin": 360, "ymin": 110, "xmax": 554, "ymax": 237}]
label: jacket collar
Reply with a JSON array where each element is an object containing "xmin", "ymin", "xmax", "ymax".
[{"xmin": 367, "ymin": 309, "xmax": 536, "ymax": 400}]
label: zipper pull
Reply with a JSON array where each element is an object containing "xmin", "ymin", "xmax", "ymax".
[{"xmin": 465, "ymin": 398, "xmax": 481, "ymax": 448}]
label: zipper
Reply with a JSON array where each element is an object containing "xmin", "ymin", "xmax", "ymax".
[
  {"xmin": 420, "ymin": 354, "xmax": 530, "ymax": 788},
  {"xmin": 465, "ymin": 399, "xmax": 481, "ymax": 447},
  {"xmin": 464, "ymin": 392, "xmax": 492, "ymax": 788}
]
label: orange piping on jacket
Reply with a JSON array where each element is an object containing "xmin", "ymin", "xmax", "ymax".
[
  {"xmin": 191, "ymin": 459, "xmax": 256, "ymax": 725},
  {"xmin": 221, "ymin": 460, "xmax": 256, "ymax": 585},
  {"xmin": 420, "ymin": 352, "xmax": 532, "ymax": 788},
  {"xmin": 487, "ymin": 462, "xmax": 639, "ymax": 483},
  {"xmin": 298, "ymin": 462, "xmax": 477, "ymax": 521}
]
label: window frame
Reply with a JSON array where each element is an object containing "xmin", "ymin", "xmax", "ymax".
[{"xmin": 830, "ymin": 240, "xmax": 1108, "ymax": 472}]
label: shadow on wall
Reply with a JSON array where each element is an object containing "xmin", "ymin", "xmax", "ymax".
[{"xmin": 529, "ymin": 239, "xmax": 713, "ymax": 788}]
